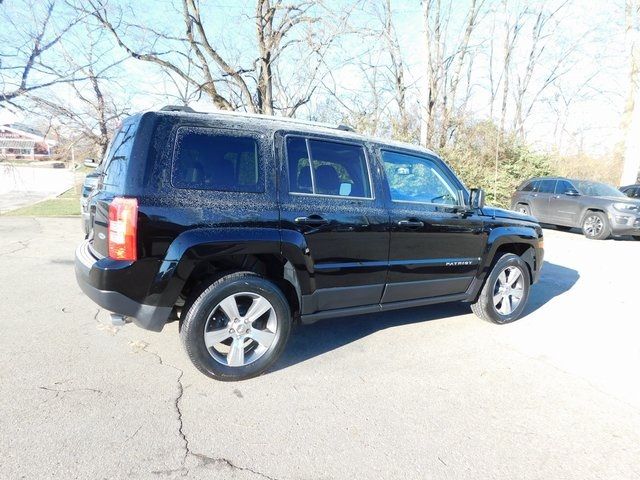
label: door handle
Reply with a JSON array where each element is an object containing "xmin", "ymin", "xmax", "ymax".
[
  {"xmin": 397, "ymin": 219, "xmax": 425, "ymax": 228},
  {"xmin": 294, "ymin": 215, "xmax": 329, "ymax": 226}
]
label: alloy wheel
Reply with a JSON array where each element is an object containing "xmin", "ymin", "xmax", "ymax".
[
  {"xmin": 492, "ymin": 266, "xmax": 525, "ymax": 316},
  {"xmin": 203, "ymin": 292, "xmax": 278, "ymax": 367},
  {"xmin": 583, "ymin": 215, "xmax": 603, "ymax": 237}
]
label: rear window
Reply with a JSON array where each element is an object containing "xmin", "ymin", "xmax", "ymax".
[
  {"xmin": 172, "ymin": 128, "xmax": 262, "ymax": 192},
  {"xmin": 101, "ymin": 120, "xmax": 138, "ymax": 192}
]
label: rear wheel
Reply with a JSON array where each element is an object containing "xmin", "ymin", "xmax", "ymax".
[
  {"xmin": 582, "ymin": 211, "xmax": 610, "ymax": 240},
  {"xmin": 471, "ymin": 253, "xmax": 531, "ymax": 324},
  {"xmin": 180, "ymin": 272, "xmax": 291, "ymax": 381},
  {"xmin": 516, "ymin": 204, "xmax": 531, "ymax": 215}
]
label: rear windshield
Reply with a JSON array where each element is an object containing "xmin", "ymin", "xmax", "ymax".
[
  {"xmin": 101, "ymin": 119, "xmax": 138, "ymax": 192},
  {"xmin": 172, "ymin": 127, "xmax": 262, "ymax": 192}
]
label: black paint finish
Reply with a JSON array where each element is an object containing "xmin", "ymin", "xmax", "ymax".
[{"xmin": 76, "ymin": 110, "xmax": 544, "ymax": 331}]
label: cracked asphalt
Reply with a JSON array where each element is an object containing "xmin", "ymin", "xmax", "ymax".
[{"xmin": 0, "ymin": 217, "xmax": 639, "ymax": 480}]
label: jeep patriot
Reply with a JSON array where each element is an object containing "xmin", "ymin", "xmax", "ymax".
[{"xmin": 75, "ymin": 106, "xmax": 544, "ymax": 381}]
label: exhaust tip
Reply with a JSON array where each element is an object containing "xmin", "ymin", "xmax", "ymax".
[{"xmin": 110, "ymin": 313, "xmax": 131, "ymax": 327}]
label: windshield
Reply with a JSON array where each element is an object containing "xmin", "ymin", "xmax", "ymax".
[{"xmin": 573, "ymin": 180, "xmax": 625, "ymax": 198}]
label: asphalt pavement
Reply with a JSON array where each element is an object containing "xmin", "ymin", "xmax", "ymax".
[{"xmin": 0, "ymin": 217, "xmax": 638, "ymax": 479}]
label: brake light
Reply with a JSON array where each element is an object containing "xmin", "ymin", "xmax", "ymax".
[{"xmin": 108, "ymin": 197, "xmax": 138, "ymax": 261}]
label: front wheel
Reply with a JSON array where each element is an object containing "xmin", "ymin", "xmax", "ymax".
[
  {"xmin": 180, "ymin": 272, "xmax": 292, "ymax": 381},
  {"xmin": 582, "ymin": 211, "xmax": 610, "ymax": 240},
  {"xmin": 471, "ymin": 253, "xmax": 531, "ymax": 324}
]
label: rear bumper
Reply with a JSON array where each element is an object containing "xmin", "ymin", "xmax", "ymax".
[{"xmin": 75, "ymin": 240, "xmax": 171, "ymax": 332}]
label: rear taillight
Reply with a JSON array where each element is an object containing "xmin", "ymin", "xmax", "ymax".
[{"xmin": 108, "ymin": 197, "xmax": 138, "ymax": 261}]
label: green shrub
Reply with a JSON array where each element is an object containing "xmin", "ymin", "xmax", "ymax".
[{"xmin": 439, "ymin": 120, "xmax": 554, "ymax": 207}]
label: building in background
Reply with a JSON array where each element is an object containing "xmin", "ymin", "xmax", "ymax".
[{"xmin": 0, "ymin": 124, "xmax": 57, "ymax": 161}]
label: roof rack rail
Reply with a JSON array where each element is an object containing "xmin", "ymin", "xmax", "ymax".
[
  {"xmin": 160, "ymin": 105, "xmax": 195, "ymax": 112},
  {"xmin": 158, "ymin": 105, "xmax": 357, "ymax": 133}
]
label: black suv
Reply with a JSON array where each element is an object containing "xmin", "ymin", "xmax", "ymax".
[{"xmin": 75, "ymin": 107, "xmax": 544, "ymax": 381}]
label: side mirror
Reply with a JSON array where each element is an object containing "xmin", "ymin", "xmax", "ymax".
[
  {"xmin": 565, "ymin": 189, "xmax": 580, "ymax": 196},
  {"xmin": 469, "ymin": 188, "xmax": 485, "ymax": 209}
]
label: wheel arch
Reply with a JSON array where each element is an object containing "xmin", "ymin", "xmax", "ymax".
[{"xmin": 149, "ymin": 227, "xmax": 314, "ymax": 321}]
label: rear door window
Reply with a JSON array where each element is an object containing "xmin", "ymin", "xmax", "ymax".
[
  {"xmin": 172, "ymin": 127, "xmax": 262, "ymax": 192},
  {"xmin": 537, "ymin": 179, "xmax": 556, "ymax": 193},
  {"xmin": 287, "ymin": 137, "xmax": 372, "ymax": 199}
]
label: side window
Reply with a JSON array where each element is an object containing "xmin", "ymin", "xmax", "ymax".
[
  {"xmin": 172, "ymin": 128, "xmax": 261, "ymax": 192},
  {"xmin": 632, "ymin": 187, "xmax": 640, "ymax": 198},
  {"xmin": 555, "ymin": 180, "xmax": 574, "ymax": 194},
  {"xmin": 102, "ymin": 121, "xmax": 138, "ymax": 192},
  {"xmin": 538, "ymin": 179, "xmax": 556, "ymax": 193},
  {"xmin": 382, "ymin": 150, "xmax": 459, "ymax": 205},
  {"xmin": 286, "ymin": 137, "xmax": 372, "ymax": 198},
  {"xmin": 521, "ymin": 181, "xmax": 535, "ymax": 192}
]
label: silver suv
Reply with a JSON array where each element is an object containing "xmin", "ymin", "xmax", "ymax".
[{"xmin": 512, "ymin": 177, "xmax": 640, "ymax": 240}]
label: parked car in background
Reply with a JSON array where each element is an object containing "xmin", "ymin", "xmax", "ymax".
[
  {"xmin": 512, "ymin": 177, "xmax": 640, "ymax": 240},
  {"xmin": 80, "ymin": 169, "xmax": 101, "ymax": 234},
  {"xmin": 620, "ymin": 184, "xmax": 640, "ymax": 199},
  {"xmin": 75, "ymin": 107, "xmax": 544, "ymax": 381}
]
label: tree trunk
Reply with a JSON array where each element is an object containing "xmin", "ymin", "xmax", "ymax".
[{"xmin": 620, "ymin": 0, "xmax": 640, "ymax": 185}]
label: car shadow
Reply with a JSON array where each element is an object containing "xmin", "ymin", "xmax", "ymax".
[{"xmin": 270, "ymin": 261, "xmax": 579, "ymax": 373}]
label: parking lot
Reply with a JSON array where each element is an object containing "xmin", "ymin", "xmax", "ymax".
[{"xmin": 0, "ymin": 217, "xmax": 638, "ymax": 479}]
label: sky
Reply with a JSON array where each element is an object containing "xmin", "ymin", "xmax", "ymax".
[{"xmin": 0, "ymin": 0, "xmax": 631, "ymax": 156}]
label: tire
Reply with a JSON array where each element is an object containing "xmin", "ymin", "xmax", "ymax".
[
  {"xmin": 180, "ymin": 271, "xmax": 292, "ymax": 381},
  {"xmin": 581, "ymin": 211, "xmax": 610, "ymax": 240},
  {"xmin": 471, "ymin": 253, "xmax": 531, "ymax": 324},
  {"xmin": 516, "ymin": 204, "xmax": 531, "ymax": 215}
]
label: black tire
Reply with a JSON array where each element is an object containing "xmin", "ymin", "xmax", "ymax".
[
  {"xmin": 516, "ymin": 204, "xmax": 531, "ymax": 216},
  {"xmin": 581, "ymin": 211, "xmax": 610, "ymax": 240},
  {"xmin": 180, "ymin": 271, "xmax": 292, "ymax": 381},
  {"xmin": 471, "ymin": 253, "xmax": 531, "ymax": 324}
]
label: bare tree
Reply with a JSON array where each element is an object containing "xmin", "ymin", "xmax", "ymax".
[
  {"xmin": 438, "ymin": 0, "xmax": 483, "ymax": 148},
  {"xmin": 0, "ymin": 0, "xmax": 82, "ymax": 107},
  {"xmin": 381, "ymin": 0, "xmax": 409, "ymax": 131},
  {"xmin": 620, "ymin": 0, "xmax": 640, "ymax": 184},
  {"xmin": 80, "ymin": 0, "xmax": 350, "ymax": 117}
]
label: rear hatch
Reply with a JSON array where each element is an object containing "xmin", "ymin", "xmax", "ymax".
[{"xmin": 89, "ymin": 116, "xmax": 141, "ymax": 257}]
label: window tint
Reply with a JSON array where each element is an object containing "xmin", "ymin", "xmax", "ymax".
[
  {"xmin": 172, "ymin": 128, "xmax": 261, "ymax": 192},
  {"xmin": 102, "ymin": 121, "xmax": 138, "ymax": 192},
  {"xmin": 555, "ymin": 180, "xmax": 575, "ymax": 194},
  {"xmin": 382, "ymin": 151, "xmax": 458, "ymax": 205},
  {"xmin": 537, "ymin": 179, "xmax": 556, "ymax": 193},
  {"xmin": 521, "ymin": 181, "xmax": 535, "ymax": 192},
  {"xmin": 287, "ymin": 137, "xmax": 372, "ymax": 198}
]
